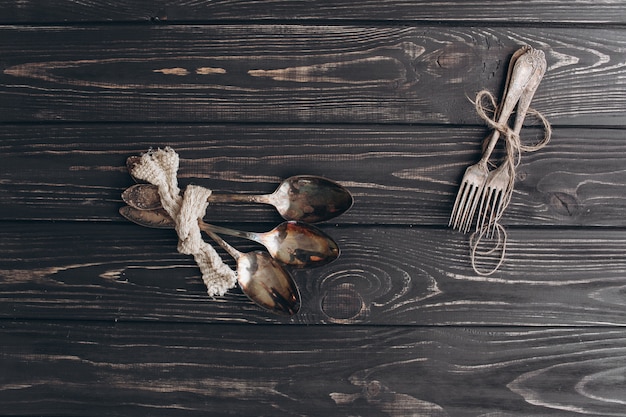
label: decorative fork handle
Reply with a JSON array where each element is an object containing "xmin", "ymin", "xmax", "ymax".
[
  {"xmin": 511, "ymin": 49, "xmax": 547, "ymax": 134},
  {"xmin": 478, "ymin": 47, "xmax": 546, "ymax": 165}
]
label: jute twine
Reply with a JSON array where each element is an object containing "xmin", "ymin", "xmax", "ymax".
[
  {"xmin": 130, "ymin": 147, "xmax": 237, "ymax": 296},
  {"xmin": 469, "ymin": 90, "xmax": 552, "ymax": 276}
]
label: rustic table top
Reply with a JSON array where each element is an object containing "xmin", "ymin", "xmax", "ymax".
[{"xmin": 2, "ymin": 1, "xmax": 626, "ymax": 416}]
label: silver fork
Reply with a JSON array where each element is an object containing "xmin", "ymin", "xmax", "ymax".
[
  {"xmin": 474, "ymin": 159, "xmax": 513, "ymax": 236},
  {"xmin": 475, "ymin": 48, "xmax": 547, "ymax": 235},
  {"xmin": 449, "ymin": 46, "xmax": 541, "ymax": 233}
]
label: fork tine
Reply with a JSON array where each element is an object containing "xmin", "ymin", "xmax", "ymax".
[
  {"xmin": 489, "ymin": 189, "xmax": 507, "ymax": 237},
  {"xmin": 462, "ymin": 184, "xmax": 483, "ymax": 233},
  {"xmin": 449, "ymin": 181, "xmax": 468, "ymax": 227},
  {"xmin": 487, "ymin": 195, "xmax": 499, "ymax": 235},
  {"xmin": 476, "ymin": 185, "xmax": 493, "ymax": 233},
  {"xmin": 457, "ymin": 187, "xmax": 474, "ymax": 231},
  {"xmin": 454, "ymin": 183, "xmax": 474, "ymax": 230},
  {"xmin": 450, "ymin": 162, "xmax": 489, "ymax": 231},
  {"xmin": 454, "ymin": 184, "xmax": 474, "ymax": 231},
  {"xmin": 454, "ymin": 186, "xmax": 470, "ymax": 230},
  {"xmin": 451, "ymin": 181, "xmax": 473, "ymax": 230}
]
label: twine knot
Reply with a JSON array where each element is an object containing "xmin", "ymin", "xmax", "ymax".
[
  {"xmin": 130, "ymin": 147, "xmax": 237, "ymax": 296},
  {"xmin": 474, "ymin": 90, "xmax": 551, "ymax": 169}
]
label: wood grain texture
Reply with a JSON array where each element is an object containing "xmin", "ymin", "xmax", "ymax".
[
  {"xmin": 1, "ymin": 25, "xmax": 625, "ymax": 125},
  {"xmin": 1, "ymin": 124, "xmax": 624, "ymax": 227},
  {"xmin": 2, "ymin": 320, "xmax": 626, "ymax": 416},
  {"xmin": 0, "ymin": 0, "xmax": 624, "ymax": 24},
  {"xmin": 2, "ymin": 3, "xmax": 626, "ymax": 416},
  {"xmin": 2, "ymin": 222, "xmax": 626, "ymax": 326}
]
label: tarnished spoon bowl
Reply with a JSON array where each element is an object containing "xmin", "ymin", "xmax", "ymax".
[
  {"xmin": 121, "ymin": 183, "xmax": 162, "ymax": 210},
  {"xmin": 205, "ymin": 228, "xmax": 300, "ymax": 316},
  {"xmin": 236, "ymin": 250, "xmax": 300, "ymax": 316},
  {"xmin": 206, "ymin": 220, "xmax": 339, "ymax": 269}
]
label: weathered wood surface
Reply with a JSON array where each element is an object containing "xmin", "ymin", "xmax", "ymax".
[
  {"xmin": 2, "ymin": 321, "xmax": 626, "ymax": 416},
  {"xmin": 1, "ymin": 0, "xmax": 624, "ymax": 23},
  {"xmin": 1, "ymin": 25, "xmax": 625, "ymax": 125},
  {"xmin": 2, "ymin": 125, "xmax": 624, "ymax": 227},
  {"xmin": 2, "ymin": 223, "xmax": 626, "ymax": 326},
  {"xmin": 3, "ymin": 3, "xmax": 626, "ymax": 416}
]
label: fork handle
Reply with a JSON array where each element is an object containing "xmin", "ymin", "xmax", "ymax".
[
  {"xmin": 478, "ymin": 48, "xmax": 543, "ymax": 165},
  {"xmin": 512, "ymin": 49, "xmax": 547, "ymax": 134}
]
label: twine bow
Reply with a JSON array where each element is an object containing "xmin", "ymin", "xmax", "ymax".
[
  {"xmin": 129, "ymin": 147, "xmax": 237, "ymax": 296},
  {"xmin": 475, "ymin": 90, "xmax": 552, "ymax": 169}
]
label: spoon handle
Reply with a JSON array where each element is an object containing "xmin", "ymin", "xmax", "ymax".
[
  {"xmin": 207, "ymin": 193, "xmax": 271, "ymax": 205},
  {"xmin": 119, "ymin": 204, "xmax": 262, "ymax": 250},
  {"xmin": 204, "ymin": 229, "xmax": 241, "ymax": 261},
  {"xmin": 198, "ymin": 222, "xmax": 260, "ymax": 244}
]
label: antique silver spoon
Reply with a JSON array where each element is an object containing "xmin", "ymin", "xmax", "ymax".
[
  {"xmin": 121, "ymin": 174, "xmax": 353, "ymax": 223},
  {"xmin": 119, "ymin": 205, "xmax": 339, "ymax": 268},
  {"xmin": 206, "ymin": 230, "xmax": 300, "ymax": 316},
  {"xmin": 119, "ymin": 205, "xmax": 300, "ymax": 315}
]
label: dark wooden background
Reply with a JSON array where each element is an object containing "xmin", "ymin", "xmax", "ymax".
[{"xmin": 2, "ymin": 1, "xmax": 626, "ymax": 416}]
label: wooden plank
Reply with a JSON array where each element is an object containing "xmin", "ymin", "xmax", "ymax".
[
  {"xmin": 2, "ymin": 320, "xmax": 626, "ymax": 416},
  {"xmin": 1, "ymin": 124, "xmax": 624, "ymax": 227},
  {"xmin": 1, "ymin": 25, "xmax": 624, "ymax": 125},
  {"xmin": 3, "ymin": 4, "xmax": 623, "ymax": 417},
  {"xmin": 2, "ymin": 222, "xmax": 626, "ymax": 326},
  {"xmin": 0, "ymin": 0, "xmax": 624, "ymax": 24}
]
